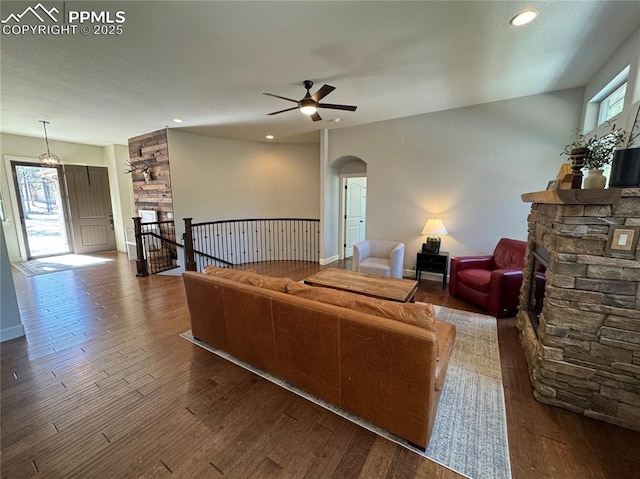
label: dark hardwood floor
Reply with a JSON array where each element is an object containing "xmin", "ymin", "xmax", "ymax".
[{"xmin": 2, "ymin": 253, "xmax": 639, "ymax": 478}]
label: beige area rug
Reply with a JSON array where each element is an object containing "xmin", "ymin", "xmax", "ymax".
[
  {"xmin": 181, "ymin": 305, "xmax": 511, "ymax": 479},
  {"xmin": 11, "ymin": 254, "xmax": 113, "ymax": 276}
]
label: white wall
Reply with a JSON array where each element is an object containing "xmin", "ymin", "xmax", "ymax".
[
  {"xmin": 0, "ymin": 221, "xmax": 24, "ymax": 342},
  {"xmin": 326, "ymin": 88, "xmax": 584, "ymax": 269},
  {"xmin": 319, "ymin": 129, "xmax": 338, "ymax": 264},
  {"xmin": 581, "ymin": 26, "xmax": 640, "ymax": 134},
  {"xmin": 0, "ymin": 133, "xmax": 130, "ymax": 261},
  {"xmin": 104, "ymin": 144, "xmax": 135, "ymax": 251},
  {"xmin": 167, "ymin": 130, "xmax": 320, "ymax": 234}
]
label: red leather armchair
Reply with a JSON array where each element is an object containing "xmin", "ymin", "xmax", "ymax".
[{"xmin": 449, "ymin": 238, "xmax": 527, "ymax": 318}]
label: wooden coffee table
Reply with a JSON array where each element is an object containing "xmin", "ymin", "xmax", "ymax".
[{"xmin": 303, "ymin": 268, "xmax": 418, "ymax": 303}]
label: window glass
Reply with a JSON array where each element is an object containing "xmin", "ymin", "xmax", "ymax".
[{"xmin": 598, "ymin": 82, "xmax": 626, "ymax": 125}]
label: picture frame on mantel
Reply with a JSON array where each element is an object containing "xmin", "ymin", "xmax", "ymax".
[{"xmin": 605, "ymin": 225, "xmax": 640, "ymax": 255}]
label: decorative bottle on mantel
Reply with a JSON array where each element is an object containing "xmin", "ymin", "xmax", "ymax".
[
  {"xmin": 583, "ymin": 169, "xmax": 607, "ymax": 189},
  {"xmin": 569, "ymin": 147, "xmax": 587, "ymax": 189}
]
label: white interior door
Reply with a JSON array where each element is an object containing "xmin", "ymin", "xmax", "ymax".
[{"xmin": 344, "ymin": 177, "xmax": 367, "ymax": 258}]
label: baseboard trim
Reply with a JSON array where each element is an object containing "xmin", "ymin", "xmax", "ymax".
[
  {"xmin": 1, "ymin": 324, "xmax": 25, "ymax": 343},
  {"xmin": 320, "ymin": 255, "xmax": 339, "ymax": 266}
]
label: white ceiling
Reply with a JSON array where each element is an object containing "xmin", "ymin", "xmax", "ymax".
[{"xmin": 1, "ymin": 1, "xmax": 639, "ymax": 146}]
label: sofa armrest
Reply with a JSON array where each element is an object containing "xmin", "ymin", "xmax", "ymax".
[
  {"xmin": 490, "ymin": 268, "xmax": 523, "ymax": 287},
  {"xmin": 183, "ymin": 272, "xmax": 228, "ymax": 349},
  {"xmin": 340, "ymin": 316, "xmax": 438, "ymax": 448},
  {"xmin": 352, "ymin": 241, "xmax": 370, "ymax": 271},
  {"xmin": 488, "ymin": 268, "xmax": 524, "ymax": 318},
  {"xmin": 434, "ymin": 320, "xmax": 456, "ymax": 391},
  {"xmin": 389, "ymin": 243, "xmax": 405, "ymax": 279}
]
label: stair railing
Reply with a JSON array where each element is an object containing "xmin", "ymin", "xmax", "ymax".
[
  {"xmin": 132, "ymin": 217, "xmax": 180, "ymax": 276},
  {"xmin": 183, "ymin": 217, "xmax": 320, "ymax": 272}
]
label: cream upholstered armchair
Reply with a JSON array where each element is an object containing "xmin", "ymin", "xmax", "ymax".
[{"xmin": 352, "ymin": 240, "xmax": 405, "ymax": 279}]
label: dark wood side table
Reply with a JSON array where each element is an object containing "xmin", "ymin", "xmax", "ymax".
[{"xmin": 416, "ymin": 251, "xmax": 449, "ymax": 288}]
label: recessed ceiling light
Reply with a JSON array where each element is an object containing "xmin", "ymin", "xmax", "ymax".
[
  {"xmin": 332, "ymin": 118, "xmax": 341, "ymax": 123},
  {"xmin": 266, "ymin": 135, "xmax": 274, "ymax": 140},
  {"xmin": 173, "ymin": 118, "xmax": 183, "ymax": 123},
  {"xmin": 510, "ymin": 9, "xmax": 537, "ymax": 26}
]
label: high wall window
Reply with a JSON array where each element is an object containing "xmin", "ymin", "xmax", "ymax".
[
  {"xmin": 598, "ymin": 82, "xmax": 626, "ymax": 125},
  {"xmin": 588, "ymin": 65, "xmax": 629, "ymax": 130}
]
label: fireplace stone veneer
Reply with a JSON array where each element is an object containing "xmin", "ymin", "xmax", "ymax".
[{"xmin": 518, "ymin": 188, "xmax": 640, "ymax": 431}]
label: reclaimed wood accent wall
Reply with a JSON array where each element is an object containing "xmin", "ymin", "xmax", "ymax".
[{"xmin": 127, "ymin": 129, "xmax": 174, "ymax": 222}]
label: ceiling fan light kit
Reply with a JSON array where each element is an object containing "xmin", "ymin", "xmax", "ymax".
[
  {"xmin": 299, "ymin": 100, "xmax": 318, "ymax": 116},
  {"xmin": 264, "ymin": 80, "xmax": 357, "ymax": 122}
]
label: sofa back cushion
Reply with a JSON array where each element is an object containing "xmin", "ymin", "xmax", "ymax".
[
  {"xmin": 287, "ymin": 282, "xmax": 436, "ymax": 331},
  {"xmin": 183, "ymin": 273, "xmax": 228, "ymax": 350},
  {"xmin": 204, "ymin": 265, "xmax": 291, "ymax": 292},
  {"xmin": 492, "ymin": 238, "xmax": 527, "ymax": 270}
]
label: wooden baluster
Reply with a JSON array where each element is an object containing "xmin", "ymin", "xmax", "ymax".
[
  {"xmin": 133, "ymin": 216, "xmax": 148, "ymax": 276},
  {"xmin": 183, "ymin": 217, "xmax": 197, "ymax": 271}
]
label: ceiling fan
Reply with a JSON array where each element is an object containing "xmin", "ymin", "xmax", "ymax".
[{"xmin": 263, "ymin": 80, "xmax": 357, "ymax": 122}]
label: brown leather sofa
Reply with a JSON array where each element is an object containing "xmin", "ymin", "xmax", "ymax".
[
  {"xmin": 182, "ymin": 269, "xmax": 456, "ymax": 449},
  {"xmin": 449, "ymin": 237, "xmax": 527, "ymax": 318}
]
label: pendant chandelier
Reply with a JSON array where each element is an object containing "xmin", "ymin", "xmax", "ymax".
[{"xmin": 38, "ymin": 120, "xmax": 61, "ymax": 167}]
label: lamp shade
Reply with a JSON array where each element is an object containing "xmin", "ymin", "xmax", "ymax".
[{"xmin": 421, "ymin": 218, "xmax": 448, "ymax": 236}]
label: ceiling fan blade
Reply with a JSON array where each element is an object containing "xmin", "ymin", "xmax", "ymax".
[
  {"xmin": 311, "ymin": 84, "xmax": 335, "ymax": 102},
  {"xmin": 263, "ymin": 93, "xmax": 299, "ymax": 103},
  {"xmin": 267, "ymin": 106, "xmax": 299, "ymax": 116},
  {"xmin": 311, "ymin": 112, "xmax": 322, "ymax": 122},
  {"xmin": 317, "ymin": 103, "xmax": 357, "ymax": 112}
]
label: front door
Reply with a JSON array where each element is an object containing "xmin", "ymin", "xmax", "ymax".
[
  {"xmin": 65, "ymin": 165, "xmax": 116, "ymax": 254},
  {"xmin": 344, "ymin": 177, "xmax": 367, "ymax": 258},
  {"xmin": 11, "ymin": 162, "xmax": 72, "ymax": 258}
]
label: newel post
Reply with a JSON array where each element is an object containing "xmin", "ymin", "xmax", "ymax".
[
  {"xmin": 133, "ymin": 216, "xmax": 148, "ymax": 277},
  {"xmin": 183, "ymin": 217, "xmax": 197, "ymax": 271}
]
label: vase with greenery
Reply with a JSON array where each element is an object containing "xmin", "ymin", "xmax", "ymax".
[{"xmin": 562, "ymin": 121, "xmax": 627, "ymax": 188}]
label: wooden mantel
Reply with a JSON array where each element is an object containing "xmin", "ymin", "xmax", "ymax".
[{"xmin": 521, "ymin": 188, "xmax": 622, "ymax": 205}]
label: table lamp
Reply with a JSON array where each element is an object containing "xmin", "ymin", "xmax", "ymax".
[{"xmin": 421, "ymin": 218, "xmax": 448, "ymax": 254}]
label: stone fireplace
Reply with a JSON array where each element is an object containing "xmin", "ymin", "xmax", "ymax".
[{"xmin": 517, "ymin": 188, "xmax": 640, "ymax": 431}]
